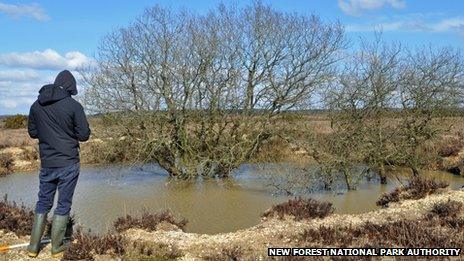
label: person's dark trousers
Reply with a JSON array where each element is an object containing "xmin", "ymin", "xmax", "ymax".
[{"xmin": 35, "ymin": 162, "xmax": 80, "ymax": 215}]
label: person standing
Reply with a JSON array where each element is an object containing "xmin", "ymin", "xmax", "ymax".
[{"xmin": 27, "ymin": 70, "xmax": 91, "ymax": 258}]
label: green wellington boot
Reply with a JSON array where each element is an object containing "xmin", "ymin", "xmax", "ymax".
[
  {"xmin": 27, "ymin": 213, "xmax": 47, "ymax": 258},
  {"xmin": 50, "ymin": 214, "xmax": 69, "ymax": 258}
]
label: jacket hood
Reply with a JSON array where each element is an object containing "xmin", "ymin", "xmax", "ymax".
[
  {"xmin": 54, "ymin": 70, "xmax": 77, "ymax": 96},
  {"xmin": 38, "ymin": 84, "xmax": 70, "ymax": 105}
]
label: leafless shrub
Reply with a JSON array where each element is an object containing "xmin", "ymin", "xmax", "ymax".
[
  {"xmin": 319, "ymin": 34, "xmax": 464, "ymax": 186},
  {"xmin": 0, "ymin": 129, "xmax": 35, "ymax": 149},
  {"xmin": 113, "ymin": 210, "xmax": 188, "ymax": 233},
  {"xmin": 0, "ymin": 195, "xmax": 34, "ymax": 236},
  {"xmin": 262, "ymin": 197, "xmax": 334, "ymax": 220},
  {"xmin": 376, "ymin": 176, "xmax": 449, "ymax": 207},
  {"xmin": 322, "ymin": 35, "xmax": 403, "ymax": 185},
  {"xmin": 394, "ymin": 46, "xmax": 464, "ymax": 175},
  {"xmin": 63, "ymin": 227, "xmax": 126, "ymax": 261}
]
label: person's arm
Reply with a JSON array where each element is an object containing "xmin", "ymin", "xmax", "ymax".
[
  {"xmin": 27, "ymin": 107, "xmax": 38, "ymax": 139},
  {"xmin": 73, "ymin": 103, "xmax": 91, "ymax": 142}
]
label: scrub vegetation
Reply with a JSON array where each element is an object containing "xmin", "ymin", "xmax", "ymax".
[
  {"xmin": 113, "ymin": 210, "xmax": 188, "ymax": 233},
  {"xmin": 376, "ymin": 176, "xmax": 449, "ymax": 207},
  {"xmin": 0, "ymin": 195, "xmax": 34, "ymax": 236},
  {"xmin": 123, "ymin": 241, "xmax": 183, "ymax": 261},
  {"xmin": 203, "ymin": 246, "xmax": 244, "ymax": 261},
  {"xmin": 299, "ymin": 200, "xmax": 464, "ymax": 249},
  {"xmin": 63, "ymin": 228, "xmax": 126, "ymax": 260},
  {"xmin": 3, "ymin": 115, "xmax": 28, "ymax": 130},
  {"xmin": 262, "ymin": 197, "xmax": 334, "ymax": 221},
  {"xmin": 65, "ymin": 211, "xmax": 188, "ymax": 260}
]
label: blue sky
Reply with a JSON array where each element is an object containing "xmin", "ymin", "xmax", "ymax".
[{"xmin": 0, "ymin": 0, "xmax": 463, "ymax": 114}]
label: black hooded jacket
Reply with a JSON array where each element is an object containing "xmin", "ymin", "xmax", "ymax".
[{"xmin": 28, "ymin": 70, "xmax": 91, "ymax": 168}]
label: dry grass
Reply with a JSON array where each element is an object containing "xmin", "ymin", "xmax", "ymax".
[
  {"xmin": 0, "ymin": 129, "xmax": 34, "ymax": 149},
  {"xmin": 262, "ymin": 197, "xmax": 334, "ymax": 221},
  {"xmin": 437, "ymin": 135, "xmax": 464, "ymax": 157},
  {"xmin": 80, "ymin": 138, "xmax": 138, "ymax": 164},
  {"xmin": 376, "ymin": 176, "xmax": 449, "ymax": 207},
  {"xmin": 0, "ymin": 153, "xmax": 14, "ymax": 176},
  {"xmin": 19, "ymin": 146, "xmax": 39, "ymax": 161},
  {"xmin": 113, "ymin": 210, "xmax": 188, "ymax": 233}
]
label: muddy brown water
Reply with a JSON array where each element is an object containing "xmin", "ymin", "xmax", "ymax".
[{"xmin": 0, "ymin": 164, "xmax": 462, "ymax": 235}]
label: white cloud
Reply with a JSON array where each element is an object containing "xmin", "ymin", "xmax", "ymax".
[
  {"xmin": 0, "ymin": 69, "xmax": 85, "ymax": 114},
  {"xmin": 346, "ymin": 16, "xmax": 464, "ymax": 35},
  {"xmin": 0, "ymin": 69, "xmax": 40, "ymax": 82},
  {"xmin": 0, "ymin": 79, "xmax": 45, "ymax": 110},
  {"xmin": 430, "ymin": 17, "xmax": 464, "ymax": 32},
  {"xmin": 0, "ymin": 99, "xmax": 17, "ymax": 109},
  {"xmin": 0, "ymin": 49, "xmax": 95, "ymax": 70},
  {"xmin": 0, "ymin": 97, "xmax": 34, "ymax": 109},
  {"xmin": 339, "ymin": 0, "xmax": 406, "ymax": 16},
  {"xmin": 0, "ymin": 2, "xmax": 49, "ymax": 21}
]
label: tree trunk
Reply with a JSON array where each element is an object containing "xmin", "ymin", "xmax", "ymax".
[
  {"xmin": 343, "ymin": 168, "xmax": 355, "ymax": 190},
  {"xmin": 379, "ymin": 162, "xmax": 387, "ymax": 184}
]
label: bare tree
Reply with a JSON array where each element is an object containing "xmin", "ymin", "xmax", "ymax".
[
  {"xmin": 82, "ymin": 2, "xmax": 345, "ymax": 179},
  {"xmin": 395, "ymin": 46, "xmax": 464, "ymax": 175},
  {"xmin": 322, "ymin": 35, "xmax": 402, "ymax": 186},
  {"xmin": 321, "ymin": 35, "xmax": 464, "ymax": 187}
]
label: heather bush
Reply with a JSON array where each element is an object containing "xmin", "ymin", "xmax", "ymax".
[
  {"xmin": 63, "ymin": 227, "xmax": 126, "ymax": 260},
  {"xmin": 301, "ymin": 214, "xmax": 464, "ymax": 248},
  {"xmin": 262, "ymin": 197, "xmax": 334, "ymax": 221},
  {"xmin": 376, "ymin": 176, "xmax": 449, "ymax": 207},
  {"xmin": 0, "ymin": 195, "xmax": 34, "ymax": 236},
  {"xmin": 113, "ymin": 210, "xmax": 188, "ymax": 233},
  {"xmin": 123, "ymin": 241, "xmax": 183, "ymax": 261},
  {"xmin": 203, "ymin": 246, "xmax": 244, "ymax": 261},
  {"xmin": 428, "ymin": 200, "xmax": 463, "ymax": 219}
]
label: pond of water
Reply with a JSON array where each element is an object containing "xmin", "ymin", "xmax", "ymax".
[{"xmin": 0, "ymin": 164, "xmax": 462, "ymax": 234}]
